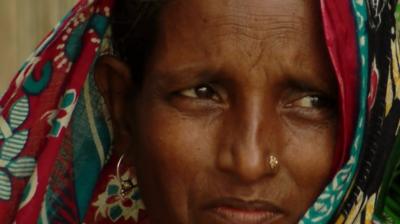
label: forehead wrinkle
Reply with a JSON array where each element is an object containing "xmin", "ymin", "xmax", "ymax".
[
  {"xmin": 159, "ymin": 0, "xmax": 309, "ymax": 55},
  {"xmin": 199, "ymin": 15, "xmax": 307, "ymax": 75},
  {"xmin": 154, "ymin": 0, "xmax": 320, "ymax": 78},
  {"xmin": 203, "ymin": 14, "xmax": 305, "ymax": 45}
]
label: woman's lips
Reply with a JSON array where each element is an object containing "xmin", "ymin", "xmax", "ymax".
[{"xmin": 203, "ymin": 197, "xmax": 284, "ymax": 224}]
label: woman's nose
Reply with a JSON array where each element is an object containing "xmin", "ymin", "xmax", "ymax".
[{"xmin": 217, "ymin": 100, "xmax": 276, "ymax": 183}]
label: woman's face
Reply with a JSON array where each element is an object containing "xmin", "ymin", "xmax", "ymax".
[{"xmin": 124, "ymin": 0, "xmax": 337, "ymax": 223}]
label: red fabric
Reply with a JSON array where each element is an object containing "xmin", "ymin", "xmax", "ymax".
[
  {"xmin": 0, "ymin": 0, "xmax": 114, "ymax": 223},
  {"xmin": 320, "ymin": 0, "xmax": 359, "ymax": 173}
]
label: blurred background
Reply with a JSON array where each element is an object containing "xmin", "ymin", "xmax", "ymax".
[{"xmin": 0, "ymin": 0, "xmax": 77, "ymax": 92}]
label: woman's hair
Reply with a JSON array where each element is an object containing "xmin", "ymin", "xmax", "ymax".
[{"xmin": 111, "ymin": 0, "xmax": 166, "ymax": 85}]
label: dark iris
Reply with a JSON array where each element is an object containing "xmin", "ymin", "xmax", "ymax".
[
  {"xmin": 195, "ymin": 85, "xmax": 216, "ymax": 99},
  {"xmin": 310, "ymin": 95, "xmax": 335, "ymax": 109}
]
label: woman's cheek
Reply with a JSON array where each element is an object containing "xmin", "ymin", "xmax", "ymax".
[
  {"xmin": 133, "ymin": 102, "xmax": 216, "ymax": 223},
  {"xmin": 282, "ymin": 118, "xmax": 336, "ymax": 192}
]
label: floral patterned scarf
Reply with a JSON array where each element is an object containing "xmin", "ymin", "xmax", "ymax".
[{"xmin": 0, "ymin": 0, "xmax": 398, "ymax": 223}]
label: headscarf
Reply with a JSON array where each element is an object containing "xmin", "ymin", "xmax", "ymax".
[{"xmin": 0, "ymin": 0, "xmax": 398, "ymax": 223}]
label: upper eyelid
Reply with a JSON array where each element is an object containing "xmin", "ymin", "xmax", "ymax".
[
  {"xmin": 283, "ymin": 78, "xmax": 337, "ymax": 98},
  {"xmin": 151, "ymin": 68, "xmax": 219, "ymax": 91},
  {"xmin": 283, "ymin": 84, "xmax": 336, "ymax": 101},
  {"xmin": 282, "ymin": 92, "xmax": 336, "ymax": 108}
]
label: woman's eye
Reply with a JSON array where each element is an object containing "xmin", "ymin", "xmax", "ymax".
[
  {"xmin": 291, "ymin": 95, "xmax": 331, "ymax": 109},
  {"xmin": 285, "ymin": 94, "xmax": 337, "ymax": 112},
  {"xmin": 179, "ymin": 84, "xmax": 221, "ymax": 102},
  {"xmin": 284, "ymin": 94, "xmax": 337, "ymax": 122}
]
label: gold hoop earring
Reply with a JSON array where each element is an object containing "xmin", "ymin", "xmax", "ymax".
[
  {"xmin": 116, "ymin": 154, "xmax": 136, "ymax": 198},
  {"xmin": 93, "ymin": 153, "xmax": 145, "ymax": 222}
]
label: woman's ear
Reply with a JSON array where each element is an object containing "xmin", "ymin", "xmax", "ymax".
[{"xmin": 94, "ymin": 55, "xmax": 134, "ymax": 155}]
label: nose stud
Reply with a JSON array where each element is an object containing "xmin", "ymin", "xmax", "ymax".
[{"xmin": 268, "ymin": 155, "xmax": 279, "ymax": 172}]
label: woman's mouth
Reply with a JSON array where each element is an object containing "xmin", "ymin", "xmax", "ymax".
[{"xmin": 204, "ymin": 197, "xmax": 284, "ymax": 224}]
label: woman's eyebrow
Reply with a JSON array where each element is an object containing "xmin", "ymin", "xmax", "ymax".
[
  {"xmin": 284, "ymin": 77, "xmax": 336, "ymax": 96},
  {"xmin": 150, "ymin": 63, "xmax": 218, "ymax": 88},
  {"xmin": 287, "ymin": 52, "xmax": 337, "ymax": 95},
  {"xmin": 282, "ymin": 69, "xmax": 337, "ymax": 97}
]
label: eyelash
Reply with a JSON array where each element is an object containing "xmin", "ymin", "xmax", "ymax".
[
  {"xmin": 177, "ymin": 85, "xmax": 335, "ymax": 108},
  {"xmin": 286, "ymin": 95, "xmax": 336, "ymax": 109}
]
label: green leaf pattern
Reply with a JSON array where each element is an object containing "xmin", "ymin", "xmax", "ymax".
[
  {"xmin": 0, "ymin": 96, "xmax": 36, "ymax": 200},
  {"xmin": 7, "ymin": 157, "xmax": 36, "ymax": 178},
  {"xmin": 8, "ymin": 96, "xmax": 29, "ymax": 130},
  {"xmin": 0, "ymin": 131, "xmax": 28, "ymax": 161},
  {"xmin": 0, "ymin": 171, "xmax": 11, "ymax": 200}
]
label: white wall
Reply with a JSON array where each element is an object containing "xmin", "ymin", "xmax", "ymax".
[{"xmin": 0, "ymin": 0, "xmax": 77, "ymax": 92}]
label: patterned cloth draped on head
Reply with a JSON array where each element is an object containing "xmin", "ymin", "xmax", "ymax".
[{"xmin": 0, "ymin": 0, "xmax": 398, "ymax": 223}]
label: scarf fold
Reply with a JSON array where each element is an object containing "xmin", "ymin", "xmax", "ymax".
[{"xmin": 0, "ymin": 0, "xmax": 399, "ymax": 223}]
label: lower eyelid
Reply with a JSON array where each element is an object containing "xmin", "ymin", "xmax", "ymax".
[
  {"xmin": 167, "ymin": 95, "xmax": 227, "ymax": 115},
  {"xmin": 281, "ymin": 107, "xmax": 337, "ymax": 125}
]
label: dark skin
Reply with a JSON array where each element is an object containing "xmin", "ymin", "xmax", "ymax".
[{"xmin": 95, "ymin": 0, "xmax": 338, "ymax": 223}]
